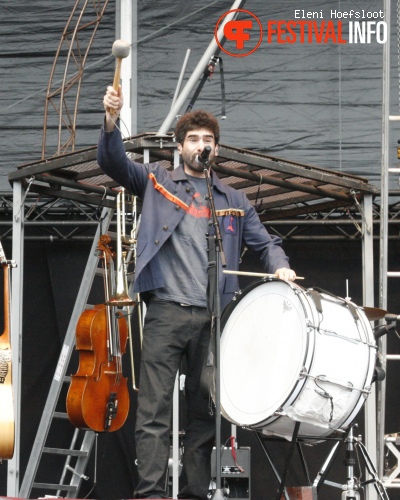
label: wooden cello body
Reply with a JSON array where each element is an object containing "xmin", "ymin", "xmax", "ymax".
[
  {"xmin": 66, "ymin": 234, "xmax": 131, "ymax": 433},
  {"xmin": 66, "ymin": 304, "xmax": 130, "ymax": 432},
  {"xmin": 0, "ymin": 245, "xmax": 15, "ymax": 460}
]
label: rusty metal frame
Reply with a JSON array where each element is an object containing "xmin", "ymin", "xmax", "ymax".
[{"xmin": 42, "ymin": 0, "xmax": 110, "ymax": 159}]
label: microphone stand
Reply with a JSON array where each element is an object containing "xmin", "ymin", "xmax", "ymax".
[
  {"xmin": 374, "ymin": 313, "xmax": 400, "ymax": 339},
  {"xmin": 203, "ymin": 159, "xmax": 226, "ymax": 500}
]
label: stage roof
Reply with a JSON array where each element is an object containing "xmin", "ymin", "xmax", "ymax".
[{"xmin": 9, "ymin": 132, "xmax": 378, "ymax": 221}]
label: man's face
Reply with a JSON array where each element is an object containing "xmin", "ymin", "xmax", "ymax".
[{"xmin": 177, "ymin": 128, "xmax": 219, "ymax": 176}]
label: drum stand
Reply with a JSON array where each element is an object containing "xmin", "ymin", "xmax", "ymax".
[
  {"xmin": 255, "ymin": 423, "xmax": 388, "ymax": 500},
  {"xmin": 313, "ymin": 423, "xmax": 389, "ymax": 500},
  {"xmin": 255, "ymin": 422, "xmax": 309, "ymax": 500}
]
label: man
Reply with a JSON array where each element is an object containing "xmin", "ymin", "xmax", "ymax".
[{"xmin": 98, "ymin": 86, "xmax": 296, "ymax": 499}]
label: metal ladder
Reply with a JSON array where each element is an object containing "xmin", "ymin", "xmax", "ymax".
[
  {"xmin": 19, "ymin": 208, "xmax": 114, "ymax": 499},
  {"xmin": 381, "ymin": 162, "xmax": 400, "ymax": 491},
  {"xmin": 379, "ymin": 0, "xmax": 400, "ymax": 488}
]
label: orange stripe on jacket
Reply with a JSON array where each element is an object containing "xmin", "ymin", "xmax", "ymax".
[{"xmin": 149, "ymin": 173, "xmax": 245, "ymax": 218}]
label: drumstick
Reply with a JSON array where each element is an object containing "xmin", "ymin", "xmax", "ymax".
[{"xmin": 223, "ymin": 270, "xmax": 304, "ymax": 280}]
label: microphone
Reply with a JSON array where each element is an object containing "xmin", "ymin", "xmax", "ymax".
[
  {"xmin": 196, "ymin": 146, "xmax": 212, "ymax": 165},
  {"xmin": 374, "ymin": 324, "xmax": 392, "ymax": 339}
]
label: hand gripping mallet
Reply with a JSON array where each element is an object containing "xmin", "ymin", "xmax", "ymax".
[{"xmin": 108, "ymin": 39, "xmax": 130, "ymax": 115}]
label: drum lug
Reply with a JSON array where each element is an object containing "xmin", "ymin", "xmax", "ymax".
[
  {"xmin": 299, "ymin": 366, "xmax": 308, "ymax": 379},
  {"xmin": 363, "ymin": 386, "xmax": 372, "ymax": 398},
  {"xmin": 306, "ymin": 322, "xmax": 314, "ymax": 333}
]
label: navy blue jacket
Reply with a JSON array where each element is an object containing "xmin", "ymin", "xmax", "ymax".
[{"xmin": 97, "ymin": 126, "xmax": 290, "ymax": 310}]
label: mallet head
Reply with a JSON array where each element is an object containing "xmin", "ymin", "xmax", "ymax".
[{"xmin": 112, "ymin": 39, "xmax": 130, "ymax": 59}]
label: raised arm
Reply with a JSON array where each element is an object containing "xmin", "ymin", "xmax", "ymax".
[{"xmin": 103, "ymin": 85, "xmax": 124, "ymax": 132}]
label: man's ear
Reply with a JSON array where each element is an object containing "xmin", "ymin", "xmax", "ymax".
[
  {"xmin": 215, "ymin": 145, "xmax": 219, "ymax": 156},
  {"xmin": 177, "ymin": 143, "xmax": 183, "ymax": 154}
]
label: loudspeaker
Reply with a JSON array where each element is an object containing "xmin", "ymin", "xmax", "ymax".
[
  {"xmin": 209, "ymin": 447, "xmax": 250, "ymax": 499},
  {"xmin": 168, "ymin": 446, "xmax": 251, "ymax": 499}
]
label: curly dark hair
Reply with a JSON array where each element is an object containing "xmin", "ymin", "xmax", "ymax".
[{"xmin": 174, "ymin": 110, "xmax": 220, "ymax": 145}]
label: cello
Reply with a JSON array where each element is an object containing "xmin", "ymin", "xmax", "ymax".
[
  {"xmin": 66, "ymin": 235, "xmax": 130, "ymax": 432},
  {"xmin": 0, "ymin": 241, "xmax": 16, "ymax": 460}
]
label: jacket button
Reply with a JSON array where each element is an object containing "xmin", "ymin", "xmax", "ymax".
[
  {"xmin": 163, "ymin": 226, "xmax": 168, "ymax": 231},
  {"xmin": 175, "ymin": 205, "xmax": 180, "ymax": 210},
  {"xmin": 186, "ymin": 187, "xmax": 191, "ymax": 193},
  {"xmin": 155, "ymin": 240, "xmax": 159, "ymax": 245}
]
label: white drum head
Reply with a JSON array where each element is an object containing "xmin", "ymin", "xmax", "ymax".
[{"xmin": 220, "ymin": 280, "xmax": 308, "ymax": 427}]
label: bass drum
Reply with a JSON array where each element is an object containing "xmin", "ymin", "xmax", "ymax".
[{"xmin": 219, "ymin": 279, "xmax": 377, "ymax": 441}]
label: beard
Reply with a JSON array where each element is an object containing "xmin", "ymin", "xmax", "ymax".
[{"xmin": 181, "ymin": 150, "xmax": 213, "ymax": 174}]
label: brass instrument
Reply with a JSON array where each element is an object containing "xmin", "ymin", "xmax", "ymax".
[
  {"xmin": 108, "ymin": 189, "xmax": 136, "ymax": 307},
  {"xmin": 108, "ymin": 189, "xmax": 143, "ymax": 391}
]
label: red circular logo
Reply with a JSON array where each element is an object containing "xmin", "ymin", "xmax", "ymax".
[{"xmin": 214, "ymin": 9, "xmax": 263, "ymax": 57}]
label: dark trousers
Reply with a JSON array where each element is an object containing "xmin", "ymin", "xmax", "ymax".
[{"xmin": 134, "ymin": 297, "xmax": 215, "ymax": 500}]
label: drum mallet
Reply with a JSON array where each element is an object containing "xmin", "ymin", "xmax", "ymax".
[{"xmin": 109, "ymin": 39, "xmax": 130, "ymax": 115}]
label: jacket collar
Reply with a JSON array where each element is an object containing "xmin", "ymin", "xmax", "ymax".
[{"xmin": 170, "ymin": 164, "xmax": 228, "ymax": 194}]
